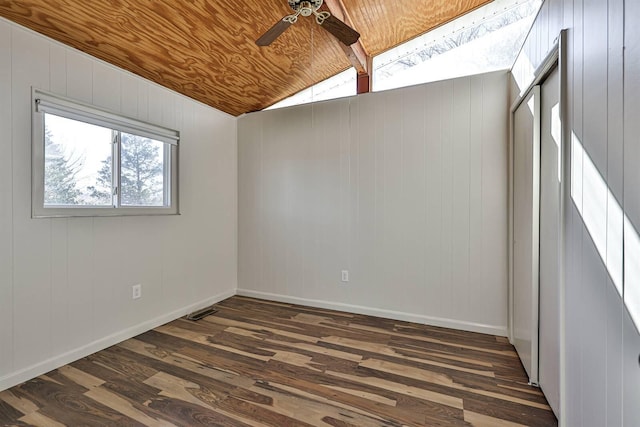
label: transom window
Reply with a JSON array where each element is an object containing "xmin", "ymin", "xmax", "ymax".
[
  {"xmin": 32, "ymin": 89, "xmax": 179, "ymax": 217},
  {"xmin": 372, "ymin": 0, "xmax": 542, "ymax": 92}
]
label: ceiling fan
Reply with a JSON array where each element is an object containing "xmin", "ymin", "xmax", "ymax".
[{"xmin": 256, "ymin": 0, "xmax": 360, "ymax": 47}]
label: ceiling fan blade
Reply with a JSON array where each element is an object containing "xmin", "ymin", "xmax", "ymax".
[
  {"xmin": 256, "ymin": 18, "xmax": 293, "ymax": 46},
  {"xmin": 319, "ymin": 14, "xmax": 360, "ymax": 46}
]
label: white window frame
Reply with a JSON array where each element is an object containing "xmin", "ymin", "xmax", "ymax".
[{"xmin": 32, "ymin": 88, "xmax": 179, "ymax": 218}]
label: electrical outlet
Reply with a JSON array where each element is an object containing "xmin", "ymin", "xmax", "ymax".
[
  {"xmin": 341, "ymin": 270, "xmax": 349, "ymax": 282},
  {"xmin": 132, "ymin": 284, "xmax": 142, "ymax": 300}
]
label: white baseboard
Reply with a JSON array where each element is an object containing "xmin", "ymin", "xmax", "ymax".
[
  {"xmin": 1, "ymin": 287, "xmax": 507, "ymax": 392},
  {"xmin": 236, "ymin": 289, "xmax": 508, "ymax": 337},
  {"xmin": 0, "ymin": 288, "xmax": 236, "ymax": 392}
]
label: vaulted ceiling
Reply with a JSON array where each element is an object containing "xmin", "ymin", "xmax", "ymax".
[{"xmin": 0, "ymin": 0, "xmax": 492, "ymax": 116}]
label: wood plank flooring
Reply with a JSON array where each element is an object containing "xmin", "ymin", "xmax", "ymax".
[{"xmin": 0, "ymin": 296, "xmax": 558, "ymax": 426}]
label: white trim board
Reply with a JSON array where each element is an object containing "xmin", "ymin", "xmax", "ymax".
[
  {"xmin": 1, "ymin": 287, "xmax": 509, "ymax": 392},
  {"xmin": 236, "ymin": 289, "xmax": 508, "ymax": 337},
  {"xmin": 0, "ymin": 288, "xmax": 236, "ymax": 392}
]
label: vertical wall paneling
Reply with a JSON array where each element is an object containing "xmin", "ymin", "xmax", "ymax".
[
  {"xmin": 259, "ymin": 108, "xmax": 281, "ymax": 297},
  {"xmin": 605, "ymin": 281, "xmax": 624, "ymax": 427},
  {"xmin": 451, "ymin": 78, "xmax": 472, "ymax": 322},
  {"xmin": 338, "ymin": 100, "xmax": 350, "ymax": 300},
  {"xmin": 423, "ymin": 82, "xmax": 445, "ymax": 318},
  {"xmin": 468, "ymin": 75, "xmax": 484, "ymax": 324},
  {"xmin": 49, "ymin": 216, "xmax": 69, "ymax": 357},
  {"xmin": 625, "ymin": 0, "xmax": 640, "ymax": 225},
  {"xmin": 65, "ymin": 218, "xmax": 95, "ymax": 351},
  {"xmin": 623, "ymin": 312, "xmax": 640, "ymax": 425},
  {"xmin": 370, "ymin": 95, "xmax": 385, "ymax": 307},
  {"xmin": 238, "ymin": 113, "xmax": 262, "ymax": 294},
  {"xmin": 137, "ymin": 80, "xmax": 149, "ymax": 122},
  {"xmin": 606, "ymin": 0, "xmax": 624, "ymax": 198},
  {"xmin": 570, "ymin": 0, "xmax": 585, "ymax": 422},
  {"xmin": 0, "ymin": 19, "xmax": 13, "ymax": 379},
  {"xmin": 381, "ymin": 89, "xmax": 405, "ymax": 312},
  {"xmin": 581, "ymin": 4, "xmax": 609, "ymax": 421},
  {"xmin": 11, "ymin": 26, "xmax": 53, "ymax": 370},
  {"xmin": 0, "ymin": 17, "xmax": 237, "ymax": 391},
  {"xmin": 257, "ymin": 109, "xmax": 276, "ymax": 296},
  {"xmin": 311, "ymin": 102, "xmax": 341, "ymax": 301},
  {"xmin": 582, "ymin": 0, "xmax": 608, "ymax": 172},
  {"xmin": 49, "ymin": 43, "xmax": 66, "ymax": 95},
  {"xmin": 512, "ymin": 0, "xmax": 640, "ymax": 423},
  {"xmin": 581, "ymin": 230, "xmax": 607, "ymax": 427},
  {"xmin": 624, "ymin": 0, "xmax": 640, "ymax": 422},
  {"xmin": 238, "ymin": 71, "xmax": 510, "ymax": 335},
  {"xmin": 606, "ymin": 0, "xmax": 624, "ymax": 423},
  {"xmin": 351, "ymin": 94, "xmax": 377, "ymax": 309},
  {"xmin": 481, "ymin": 72, "xmax": 509, "ymax": 328},
  {"xmin": 92, "ymin": 61, "xmax": 120, "ymax": 111},
  {"xmin": 400, "ymin": 85, "xmax": 427, "ymax": 315},
  {"xmin": 161, "ymin": 100, "xmax": 193, "ymax": 311},
  {"xmin": 65, "ymin": 50, "xmax": 92, "ymax": 103},
  {"xmin": 205, "ymin": 103, "xmax": 237, "ymax": 302},
  {"xmin": 439, "ymin": 80, "xmax": 456, "ymax": 321},
  {"xmin": 119, "ymin": 73, "xmax": 138, "ymax": 119},
  {"xmin": 92, "ymin": 217, "xmax": 122, "ymax": 338},
  {"xmin": 158, "ymin": 97, "xmax": 181, "ymax": 314},
  {"xmin": 278, "ymin": 105, "xmax": 297, "ymax": 298}
]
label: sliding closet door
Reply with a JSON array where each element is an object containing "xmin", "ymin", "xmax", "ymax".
[
  {"xmin": 512, "ymin": 87, "xmax": 540, "ymax": 384},
  {"xmin": 538, "ymin": 67, "xmax": 561, "ymax": 415}
]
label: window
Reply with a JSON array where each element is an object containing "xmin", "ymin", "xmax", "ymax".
[
  {"xmin": 372, "ymin": 0, "xmax": 542, "ymax": 92},
  {"xmin": 265, "ymin": 67, "xmax": 357, "ymax": 110},
  {"xmin": 32, "ymin": 89, "xmax": 179, "ymax": 217}
]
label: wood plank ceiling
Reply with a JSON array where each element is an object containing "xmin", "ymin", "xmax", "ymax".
[{"xmin": 0, "ymin": 0, "xmax": 492, "ymax": 116}]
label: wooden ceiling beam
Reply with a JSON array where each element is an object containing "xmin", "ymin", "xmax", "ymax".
[{"xmin": 323, "ymin": 0, "xmax": 371, "ymax": 93}]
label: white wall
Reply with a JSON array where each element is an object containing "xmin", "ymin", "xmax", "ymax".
[
  {"xmin": 0, "ymin": 18, "xmax": 238, "ymax": 391},
  {"xmin": 512, "ymin": 0, "xmax": 640, "ymax": 425},
  {"xmin": 238, "ymin": 72, "xmax": 509, "ymax": 336}
]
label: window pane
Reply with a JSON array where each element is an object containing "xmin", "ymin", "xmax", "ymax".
[
  {"xmin": 120, "ymin": 133, "xmax": 165, "ymax": 207},
  {"xmin": 44, "ymin": 113, "xmax": 113, "ymax": 206},
  {"xmin": 372, "ymin": 0, "xmax": 542, "ymax": 92},
  {"xmin": 265, "ymin": 68, "xmax": 357, "ymax": 110}
]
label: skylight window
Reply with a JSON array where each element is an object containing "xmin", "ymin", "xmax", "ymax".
[{"xmin": 372, "ymin": 0, "xmax": 542, "ymax": 92}]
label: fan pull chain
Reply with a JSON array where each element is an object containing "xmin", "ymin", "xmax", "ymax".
[{"xmin": 311, "ymin": 23, "xmax": 315, "ymax": 103}]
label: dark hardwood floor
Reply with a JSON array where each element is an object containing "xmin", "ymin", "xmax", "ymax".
[{"xmin": 0, "ymin": 296, "xmax": 557, "ymax": 426}]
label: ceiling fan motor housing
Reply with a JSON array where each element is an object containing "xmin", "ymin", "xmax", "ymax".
[
  {"xmin": 256, "ymin": 0, "xmax": 358, "ymax": 47},
  {"xmin": 289, "ymin": 0, "xmax": 323, "ymax": 15}
]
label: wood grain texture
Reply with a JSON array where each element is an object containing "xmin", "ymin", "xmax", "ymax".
[
  {"xmin": 341, "ymin": 0, "xmax": 492, "ymax": 56},
  {"xmin": 0, "ymin": 0, "xmax": 489, "ymax": 115},
  {"xmin": 0, "ymin": 296, "xmax": 557, "ymax": 426}
]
